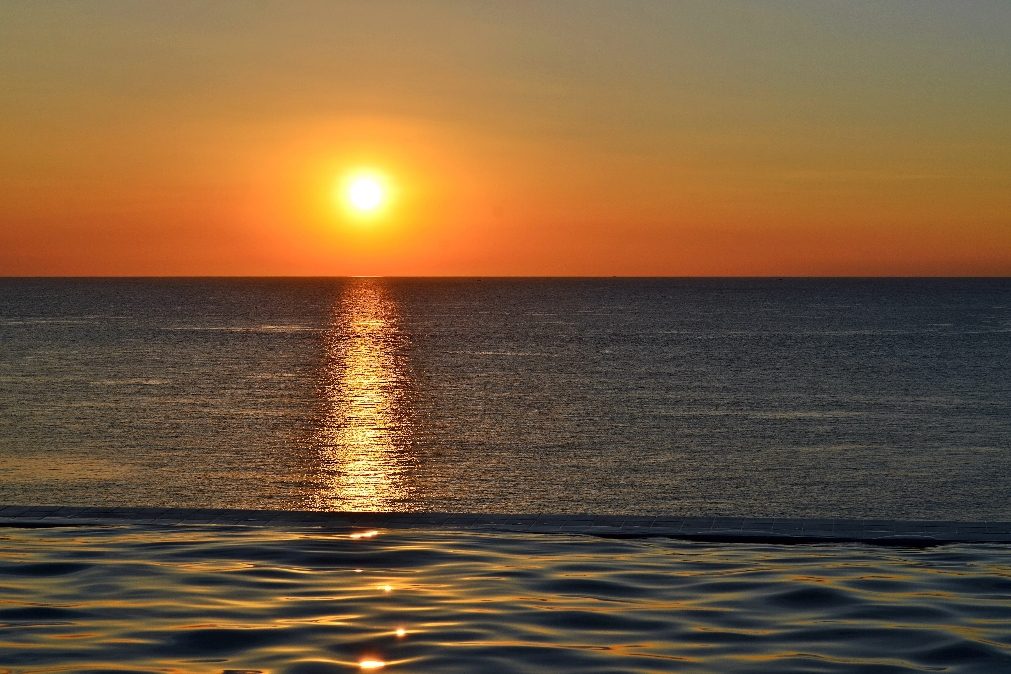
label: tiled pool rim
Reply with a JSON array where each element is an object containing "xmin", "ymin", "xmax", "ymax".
[{"xmin": 2, "ymin": 505, "xmax": 1010, "ymax": 546}]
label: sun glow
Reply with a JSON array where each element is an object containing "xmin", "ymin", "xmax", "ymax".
[{"xmin": 340, "ymin": 170, "xmax": 390, "ymax": 217}]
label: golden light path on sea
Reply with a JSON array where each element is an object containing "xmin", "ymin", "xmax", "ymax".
[{"xmin": 309, "ymin": 278, "xmax": 415, "ymax": 511}]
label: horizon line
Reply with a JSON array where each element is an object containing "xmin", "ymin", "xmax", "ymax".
[{"xmin": 2, "ymin": 275, "xmax": 1010, "ymax": 281}]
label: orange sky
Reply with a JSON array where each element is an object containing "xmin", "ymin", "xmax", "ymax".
[{"xmin": 1, "ymin": 2, "xmax": 1009, "ymax": 276}]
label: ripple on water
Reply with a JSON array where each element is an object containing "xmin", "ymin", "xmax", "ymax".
[
  {"xmin": 0, "ymin": 561, "xmax": 91, "ymax": 576},
  {"xmin": 0, "ymin": 524, "xmax": 1009, "ymax": 673},
  {"xmin": 765, "ymin": 585, "xmax": 858, "ymax": 611},
  {"xmin": 0, "ymin": 604, "xmax": 94, "ymax": 623}
]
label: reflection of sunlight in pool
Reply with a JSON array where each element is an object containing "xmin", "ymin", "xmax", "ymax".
[
  {"xmin": 309, "ymin": 279, "xmax": 416, "ymax": 511},
  {"xmin": 350, "ymin": 529, "xmax": 380, "ymax": 539},
  {"xmin": 7, "ymin": 524, "xmax": 1011, "ymax": 673}
]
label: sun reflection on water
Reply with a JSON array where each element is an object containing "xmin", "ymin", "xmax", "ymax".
[
  {"xmin": 308, "ymin": 279, "xmax": 417, "ymax": 511},
  {"xmin": 350, "ymin": 530, "xmax": 381, "ymax": 539}
]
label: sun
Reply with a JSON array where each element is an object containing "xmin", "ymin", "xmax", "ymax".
[
  {"xmin": 339, "ymin": 170, "xmax": 390, "ymax": 217},
  {"xmin": 349, "ymin": 176, "xmax": 383, "ymax": 211}
]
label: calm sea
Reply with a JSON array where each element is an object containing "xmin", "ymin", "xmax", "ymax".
[{"xmin": 1, "ymin": 278, "xmax": 1009, "ymax": 518}]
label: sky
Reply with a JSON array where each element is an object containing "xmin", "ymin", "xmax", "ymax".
[{"xmin": 1, "ymin": 0, "xmax": 1009, "ymax": 276}]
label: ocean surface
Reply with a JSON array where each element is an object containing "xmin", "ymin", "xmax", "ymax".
[
  {"xmin": 1, "ymin": 522, "xmax": 1010, "ymax": 673},
  {"xmin": 1, "ymin": 278, "xmax": 1009, "ymax": 518}
]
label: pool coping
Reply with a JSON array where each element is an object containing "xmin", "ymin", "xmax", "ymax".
[{"xmin": 1, "ymin": 505, "xmax": 1009, "ymax": 546}]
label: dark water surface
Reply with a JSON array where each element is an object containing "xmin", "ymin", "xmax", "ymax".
[
  {"xmin": 1, "ymin": 523, "xmax": 1010, "ymax": 673},
  {"xmin": 1, "ymin": 278, "xmax": 1009, "ymax": 518}
]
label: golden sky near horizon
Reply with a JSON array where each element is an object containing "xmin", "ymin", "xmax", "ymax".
[{"xmin": 1, "ymin": 1, "xmax": 1010, "ymax": 276}]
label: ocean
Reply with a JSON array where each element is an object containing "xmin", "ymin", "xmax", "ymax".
[{"xmin": 1, "ymin": 278, "xmax": 1009, "ymax": 519}]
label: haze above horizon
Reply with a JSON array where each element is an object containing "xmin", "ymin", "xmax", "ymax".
[{"xmin": 2, "ymin": 1, "xmax": 1009, "ymax": 276}]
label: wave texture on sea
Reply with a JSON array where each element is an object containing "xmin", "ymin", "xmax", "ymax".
[{"xmin": 1, "ymin": 524, "xmax": 1010, "ymax": 673}]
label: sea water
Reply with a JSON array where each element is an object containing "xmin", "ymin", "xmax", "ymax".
[{"xmin": 1, "ymin": 278, "xmax": 1009, "ymax": 518}]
